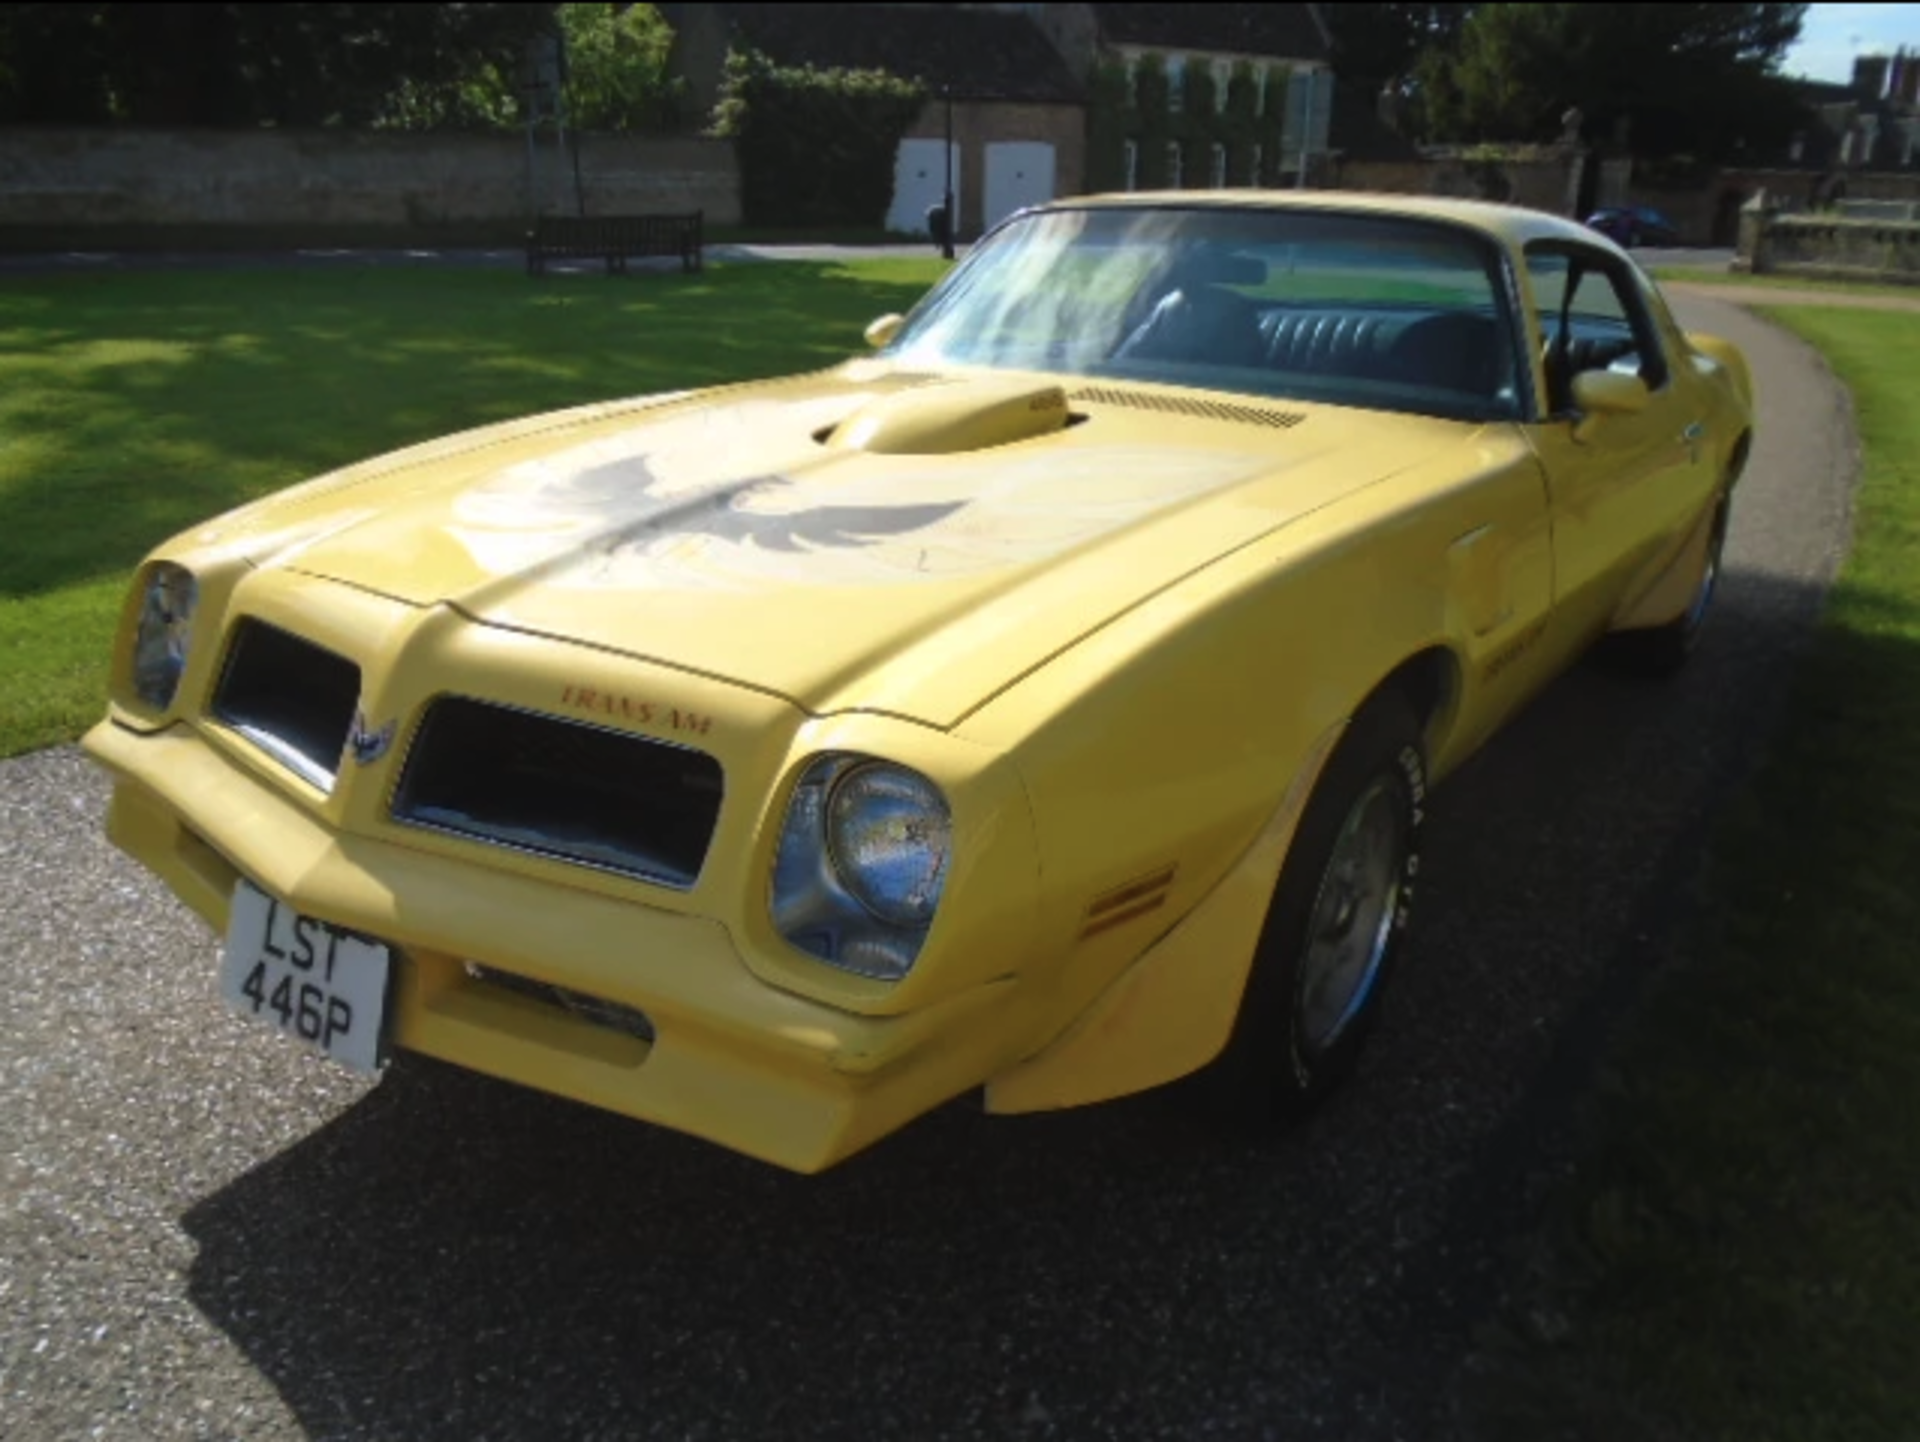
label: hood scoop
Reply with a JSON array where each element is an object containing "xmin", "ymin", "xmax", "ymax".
[{"xmin": 824, "ymin": 376, "xmax": 1072, "ymax": 455}]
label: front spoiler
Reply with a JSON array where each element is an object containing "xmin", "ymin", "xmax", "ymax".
[{"xmin": 84, "ymin": 719, "xmax": 1017, "ymax": 1173}]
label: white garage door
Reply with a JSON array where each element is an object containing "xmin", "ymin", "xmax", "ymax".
[
  {"xmin": 889, "ymin": 139, "xmax": 962, "ymax": 235},
  {"xmin": 984, "ymin": 141, "xmax": 1056, "ymax": 233}
]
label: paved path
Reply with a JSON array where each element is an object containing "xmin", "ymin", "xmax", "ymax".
[{"xmin": 0, "ymin": 295, "xmax": 1856, "ymax": 1440}]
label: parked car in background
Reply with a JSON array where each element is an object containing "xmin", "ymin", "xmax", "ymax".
[
  {"xmin": 1585, "ymin": 205, "xmax": 1683, "ymax": 247},
  {"xmin": 88, "ymin": 193, "xmax": 1754, "ymax": 1173}
]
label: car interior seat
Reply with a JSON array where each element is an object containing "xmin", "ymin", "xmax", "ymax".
[
  {"xmin": 1111, "ymin": 247, "xmax": 1269, "ymax": 368},
  {"xmin": 1382, "ymin": 311, "xmax": 1507, "ymax": 399}
]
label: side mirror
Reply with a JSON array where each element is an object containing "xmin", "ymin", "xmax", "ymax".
[
  {"xmin": 864, "ymin": 314, "xmax": 905, "ymax": 349},
  {"xmin": 1570, "ymin": 370, "xmax": 1650, "ymax": 441},
  {"xmin": 1572, "ymin": 369, "xmax": 1649, "ymax": 415}
]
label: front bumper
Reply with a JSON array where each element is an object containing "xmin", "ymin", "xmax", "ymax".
[{"xmin": 85, "ymin": 719, "xmax": 1017, "ymax": 1173}]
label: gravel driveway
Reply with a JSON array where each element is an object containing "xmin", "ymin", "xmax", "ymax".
[{"xmin": 0, "ymin": 293, "xmax": 1856, "ymax": 1440}]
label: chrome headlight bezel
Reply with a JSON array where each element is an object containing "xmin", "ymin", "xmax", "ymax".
[
  {"xmin": 130, "ymin": 562, "xmax": 199, "ymax": 712},
  {"xmin": 769, "ymin": 754, "xmax": 953, "ymax": 981}
]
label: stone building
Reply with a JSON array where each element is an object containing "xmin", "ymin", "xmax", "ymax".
[{"xmin": 665, "ymin": 3, "xmax": 1337, "ymax": 236}]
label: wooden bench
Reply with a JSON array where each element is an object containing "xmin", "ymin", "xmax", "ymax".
[{"xmin": 525, "ymin": 212, "xmax": 704, "ymax": 276}]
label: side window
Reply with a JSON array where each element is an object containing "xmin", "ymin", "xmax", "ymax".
[{"xmin": 1525, "ymin": 244, "xmax": 1670, "ymax": 414}]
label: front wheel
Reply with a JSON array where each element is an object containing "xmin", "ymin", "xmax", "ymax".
[
  {"xmin": 1615, "ymin": 498, "xmax": 1729, "ymax": 677},
  {"xmin": 1207, "ymin": 693, "xmax": 1426, "ymax": 1123}
]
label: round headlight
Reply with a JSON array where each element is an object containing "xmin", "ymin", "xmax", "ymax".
[
  {"xmin": 825, "ymin": 763, "xmax": 952, "ymax": 929},
  {"xmin": 132, "ymin": 563, "xmax": 198, "ymax": 710}
]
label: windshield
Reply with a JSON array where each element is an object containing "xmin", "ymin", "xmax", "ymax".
[{"xmin": 888, "ymin": 205, "xmax": 1524, "ymax": 422}]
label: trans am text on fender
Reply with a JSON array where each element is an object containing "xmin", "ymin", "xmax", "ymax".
[{"xmin": 86, "ymin": 194, "xmax": 1754, "ymax": 1171}]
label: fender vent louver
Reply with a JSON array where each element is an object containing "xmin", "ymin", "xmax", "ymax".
[{"xmin": 1067, "ymin": 387, "xmax": 1307, "ymax": 430}]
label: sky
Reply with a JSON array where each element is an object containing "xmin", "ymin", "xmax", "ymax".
[{"xmin": 1783, "ymin": 2, "xmax": 1920, "ymax": 82}]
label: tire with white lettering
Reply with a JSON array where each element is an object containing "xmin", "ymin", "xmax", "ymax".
[
  {"xmin": 1617, "ymin": 497, "xmax": 1730, "ymax": 677},
  {"xmin": 1207, "ymin": 691, "xmax": 1426, "ymax": 1124}
]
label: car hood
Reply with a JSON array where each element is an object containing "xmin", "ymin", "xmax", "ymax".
[{"xmin": 223, "ymin": 366, "xmax": 1477, "ymax": 727}]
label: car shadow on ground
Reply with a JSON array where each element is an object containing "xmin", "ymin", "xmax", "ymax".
[{"xmin": 179, "ymin": 567, "xmax": 1839, "ymax": 1440}]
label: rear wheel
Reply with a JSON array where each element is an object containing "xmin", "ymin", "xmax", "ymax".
[{"xmin": 1208, "ymin": 693, "xmax": 1426, "ymax": 1123}]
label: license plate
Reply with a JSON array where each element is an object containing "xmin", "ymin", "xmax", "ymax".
[{"xmin": 219, "ymin": 881, "xmax": 391, "ymax": 1075}]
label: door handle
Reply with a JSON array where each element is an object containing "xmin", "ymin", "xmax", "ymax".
[{"xmin": 1681, "ymin": 421, "xmax": 1704, "ymax": 442}]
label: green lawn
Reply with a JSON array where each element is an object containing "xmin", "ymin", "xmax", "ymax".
[
  {"xmin": 1471, "ymin": 305, "xmax": 1920, "ymax": 1439},
  {"xmin": 0, "ymin": 260, "xmax": 945, "ymax": 754}
]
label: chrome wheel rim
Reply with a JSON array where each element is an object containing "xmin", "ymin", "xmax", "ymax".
[{"xmin": 1296, "ymin": 777, "xmax": 1407, "ymax": 1054}]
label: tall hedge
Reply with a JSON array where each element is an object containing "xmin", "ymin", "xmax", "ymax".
[
  {"xmin": 1132, "ymin": 52, "xmax": 1171, "ymax": 188},
  {"xmin": 713, "ymin": 48, "xmax": 926, "ymax": 227},
  {"xmin": 1086, "ymin": 53, "xmax": 1297, "ymax": 193},
  {"xmin": 1085, "ymin": 57, "xmax": 1130, "ymax": 192},
  {"xmin": 1177, "ymin": 63, "xmax": 1216, "ymax": 188},
  {"xmin": 1223, "ymin": 61, "xmax": 1261, "ymax": 188},
  {"xmin": 1259, "ymin": 65, "xmax": 1291, "ymax": 187}
]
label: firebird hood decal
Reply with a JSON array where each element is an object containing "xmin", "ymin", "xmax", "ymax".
[
  {"xmin": 258, "ymin": 379, "xmax": 1464, "ymax": 722},
  {"xmin": 438, "ymin": 399, "xmax": 1273, "ymax": 593}
]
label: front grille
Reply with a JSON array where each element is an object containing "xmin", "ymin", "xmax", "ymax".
[
  {"xmin": 211, "ymin": 620, "xmax": 361, "ymax": 791},
  {"xmin": 393, "ymin": 697, "xmax": 724, "ymax": 889},
  {"xmin": 464, "ymin": 961, "xmax": 656, "ymax": 1043}
]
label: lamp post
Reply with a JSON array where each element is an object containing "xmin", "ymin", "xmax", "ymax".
[
  {"xmin": 1296, "ymin": 67, "xmax": 1314, "ymax": 189},
  {"xmin": 942, "ymin": 84, "xmax": 956, "ymax": 260}
]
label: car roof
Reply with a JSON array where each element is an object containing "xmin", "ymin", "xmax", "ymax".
[{"xmin": 1053, "ymin": 189, "xmax": 1602, "ymax": 251}]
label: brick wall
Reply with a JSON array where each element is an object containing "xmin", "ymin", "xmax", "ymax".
[{"xmin": 0, "ymin": 127, "xmax": 740, "ymax": 249}]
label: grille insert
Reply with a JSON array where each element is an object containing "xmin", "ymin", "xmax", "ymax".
[
  {"xmin": 464, "ymin": 961, "xmax": 656, "ymax": 1043},
  {"xmin": 1068, "ymin": 386, "xmax": 1307, "ymax": 429},
  {"xmin": 212, "ymin": 620, "xmax": 361, "ymax": 792},
  {"xmin": 393, "ymin": 697, "xmax": 724, "ymax": 889}
]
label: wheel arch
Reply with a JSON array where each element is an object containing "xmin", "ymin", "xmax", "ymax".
[
  {"xmin": 1612, "ymin": 427, "xmax": 1744, "ymax": 635},
  {"xmin": 1377, "ymin": 644, "xmax": 1462, "ymax": 761},
  {"xmin": 1724, "ymin": 427, "xmax": 1753, "ymax": 489},
  {"xmin": 983, "ymin": 645, "xmax": 1455, "ymax": 1115}
]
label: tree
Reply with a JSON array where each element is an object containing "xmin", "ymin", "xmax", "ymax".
[
  {"xmin": 1323, "ymin": 4, "xmax": 1474, "ymax": 85},
  {"xmin": 557, "ymin": 3, "xmax": 682, "ymax": 132},
  {"xmin": 0, "ymin": 3, "xmax": 557, "ymax": 129},
  {"xmin": 713, "ymin": 49, "xmax": 925, "ymax": 227},
  {"xmin": 0, "ymin": 4, "xmax": 116, "ymax": 123},
  {"xmin": 305, "ymin": 4, "xmax": 556, "ymax": 130},
  {"xmin": 1419, "ymin": 4, "xmax": 1810, "ymax": 160}
]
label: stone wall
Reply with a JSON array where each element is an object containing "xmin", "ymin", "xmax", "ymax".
[
  {"xmin": 1330, "ymin": 158, "xmax": 1432, "ymax": 196},
  {"xmin": 1707, "ymin": 168, "xmax": 1920, "ymax": 247},
  {"xmin": 0, "ymin": 127, "xmax": 740, "ymax": 249},
  {"xmin": 1736, "ymin": 198, "xmax": 1920, "ymax": 286},
  {"xmin": 1716, "ymin": 166, "xmax": 1920, "ymax": 215},
  {"xmin": 1333, "ymin": 150, "xmax": 1583, "ymax": 216},
  {"xmin": 1330, "ymin": 156, "xmax": 1920, "ymax": 249},
  {"xmin": 1837, "ymin": 198, "xmax": 1920, "ymax": 221}
]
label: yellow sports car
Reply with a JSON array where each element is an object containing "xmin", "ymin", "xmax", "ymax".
[{"xmin": 86, "ymin": 193, "xmax": 1753, "ymax": 1172}]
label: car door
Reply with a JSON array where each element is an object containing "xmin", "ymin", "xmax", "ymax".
[{"xmin": 1519, "ymin": 242, "xmax": 1716, "ymax": 650}]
